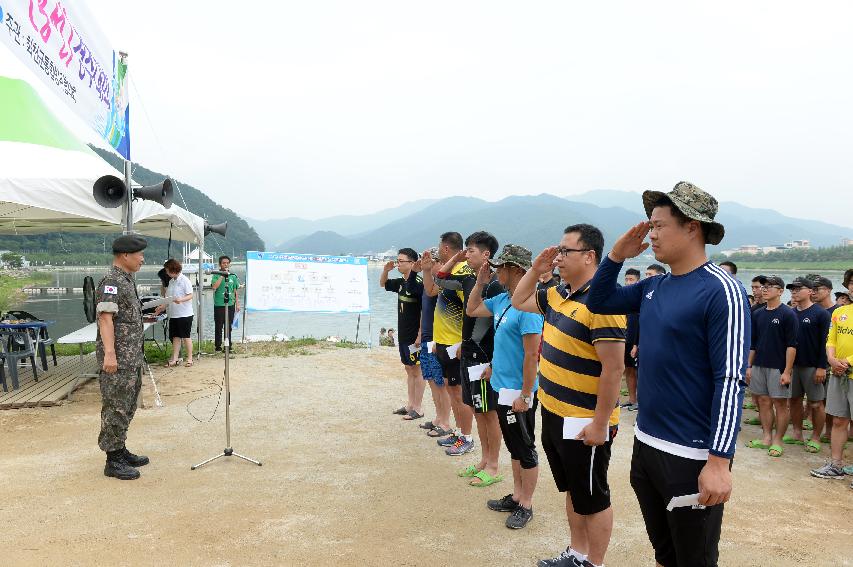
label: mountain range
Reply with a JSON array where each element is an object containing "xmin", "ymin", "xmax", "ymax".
[{"xmin": 246, "ymin": 191, "xmax": 853, "ymax": 256}]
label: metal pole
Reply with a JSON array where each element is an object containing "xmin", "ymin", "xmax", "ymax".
[
  {"xmin": 120, "ymin": 52, "xmax": 132, "ymax": 235},
  {"xmin": 355, "ymin": 314, "xmax": 361, "ymax": 343},
  {"xmin": 197, "ymin": 238, "xmax": 204, "ymax": 349}
]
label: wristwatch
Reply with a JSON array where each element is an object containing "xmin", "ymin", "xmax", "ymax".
[{"xmin": 520, "ymin": 393, "xmax": 533, "ymax": 405}]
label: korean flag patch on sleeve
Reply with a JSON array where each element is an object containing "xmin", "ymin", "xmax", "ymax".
[{"xmin": 103, "ymin": 285, "xmax": 118, "ymax": 295}]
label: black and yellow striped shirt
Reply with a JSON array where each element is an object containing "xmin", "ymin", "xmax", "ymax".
[{"xmin": 535, "ymin": 282, "xmax": 626, "ymax": 425}]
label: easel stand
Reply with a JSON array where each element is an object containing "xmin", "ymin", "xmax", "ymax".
[{"xmin": 192, "ymin": 282, "xmax": 261, "ymax": 470}]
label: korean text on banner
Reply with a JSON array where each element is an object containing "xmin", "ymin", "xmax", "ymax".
[
  {"xmin": 0, "ymin": 0, "xmax": 130, "ymax": 158},
  {"xmin": 245, "ymin": 252, "xmax": 370, "ymax": 314}
]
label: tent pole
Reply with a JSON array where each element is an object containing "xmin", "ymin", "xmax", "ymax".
[
  {"xmin": 197, "ymin": 238, "xmax": 204, "ymax": 351},
  {"xmin": 123, "ymin": 158, "xmax": 133, "ymax": 234}
]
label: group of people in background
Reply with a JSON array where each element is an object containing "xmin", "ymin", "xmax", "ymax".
[{"xmin": 377, "ymin": 182, "xmax": 812, "ymax": 567}]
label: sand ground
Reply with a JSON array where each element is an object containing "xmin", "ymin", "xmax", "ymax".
[{"xmin": 1, "ymin": 346, "xmax": 852, "ymax": 567}]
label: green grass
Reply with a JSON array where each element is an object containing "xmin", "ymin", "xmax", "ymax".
[
  {"xmin": 54, "ymin": 337, "xmax": 366, "ymax": 364},
  {"xmin": 0, "ymin": 270, "xmax": 54, "ymax": 313}
]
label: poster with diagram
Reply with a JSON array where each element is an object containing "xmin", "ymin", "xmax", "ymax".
[{"xmin": 245, "ymin": 251, "xmax": 370, "ymax": 313}]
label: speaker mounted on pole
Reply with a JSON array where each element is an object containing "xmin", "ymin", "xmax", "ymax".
[
  {"xmin": 204, "ymin": 221, "xmax": 227, "ymax": 237},
  {"xmin": 93, "ymin": 175, "xmax": 126, "ymax": 208},
  {"xmin": 134, "ymin": 178, "xmax": 174, "ymax": 208}
]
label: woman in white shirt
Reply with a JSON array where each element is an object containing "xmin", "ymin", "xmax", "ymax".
[{"xmin": 156, "ymin": 259, "xmax": 195, "ymax": 367}]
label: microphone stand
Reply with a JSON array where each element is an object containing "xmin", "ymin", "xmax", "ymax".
[{"xmin": 192, "ymin": 273, "xmax": 261, "ymax": 470}]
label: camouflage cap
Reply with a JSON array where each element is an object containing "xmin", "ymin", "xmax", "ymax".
[
  {"xmin": 489, "ymin": 244, "xmax": 532, "ymax": 270},
  {"xmin": 642, "ymin": 181, "xmax": 725, "ymax": 245}
]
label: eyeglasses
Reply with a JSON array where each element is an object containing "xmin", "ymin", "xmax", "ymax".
[
  {"xmin": 556, "ymin": 247, "xmax": 591, "ymax": 256},
  {"xmin": 759, "ymin": 285, "xmax": 782, "ymax": 290}
]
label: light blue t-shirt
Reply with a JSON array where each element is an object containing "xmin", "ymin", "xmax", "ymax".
[{"xmin": 483, "ymin": 292, "xmax": 544, "ymax": 393}]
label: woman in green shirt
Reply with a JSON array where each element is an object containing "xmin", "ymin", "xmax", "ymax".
[{"xmin": 212, "ymin": 255, "xmax": 241, "ymax": 351}]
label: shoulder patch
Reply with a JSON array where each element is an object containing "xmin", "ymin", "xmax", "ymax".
[{"xmin": 102, "ymin": 284, "xmax": 118, "ymax": 295}]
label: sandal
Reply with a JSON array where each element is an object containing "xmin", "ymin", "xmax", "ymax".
[
  {"xmin": 164, "ymin": 358, "xmax": 183, "ymax": 368},
  {"xmin": 745, "ymin": 439, "xmax": 769, "ymax": 449},
  {"xmin": 743, "ymin": 417, "xmax": 761, "ymax": 426},
  {"xmin": 782, "ymin": 435, "xmax": 804, "ymax": 445},
  {"xmin": 392, "ymin": 406, "xmax": 408, "ymax": 416},
  {"xmin": 469, "ymin": 470, "xmax": 504, "ymax": 487},
  {"xmin": 804, "ymin": 440, "xmax": 821, "ymax": 453},
  {"xmin": 184, "ymin": 361, "xmax": 194, "ymax": 367},
  {"xmin": 427, "ymin": 426, "xmax": 453, "ymax": 438},
  {"xmin": 767, "ymin": 445, "xmax": 784, "ymax": 457},
  {"xmin": 802, "ymin": 419, "xmax": 814, "ymax": 431},
  {"xmin": 402, "ymin": 410, "xmax": 424, "ymax": 421},
  {"xmin": 457, "ymin": 465, "xmax": 480, "ymax": 478}
]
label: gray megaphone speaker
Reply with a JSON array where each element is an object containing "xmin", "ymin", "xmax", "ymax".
[
  {"xmin": 93, "ymin": 175, "xmax": 127, "ymax": 208},
  {"xmin": 133, "ymin": 178, "xmax": 173, "ymax": 208},
  {"xmin": 205, "ymin": 221, "xmax": 227, "ymax": 237}
]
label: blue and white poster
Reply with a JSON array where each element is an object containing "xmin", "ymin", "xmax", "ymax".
[{"xmin": 245, "ymin": 251, "xmax": 370, "ymax": 314}]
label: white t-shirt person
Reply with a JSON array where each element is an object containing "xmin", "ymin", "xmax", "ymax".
[{"xmin": 167, "ymin": 274, "xmax": 194, "ymax": 319}]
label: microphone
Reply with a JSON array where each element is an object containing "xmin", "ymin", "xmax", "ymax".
[{"xmin": 209, "ymin": 270, "xmax": 230, "ymax": 276}]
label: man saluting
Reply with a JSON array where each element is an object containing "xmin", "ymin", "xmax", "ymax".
[{"xmin": 96, "ymin": 234, "xmax": 150, "ymax": 480}]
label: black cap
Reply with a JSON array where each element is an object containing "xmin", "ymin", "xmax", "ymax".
[
  {"xmin": 112, "ymin": 234, "xmax": 148, "ymax": 254},
  {"xmin": 836, "ymin": 291, "xmax": 850, "ymax": 299},
  {"xmin": 758, "ymin": 275, "xmax": 784, "ymax": 288},
  {"xmin": 786, "ymin": 277, "xmax": 814, "ymax": 290},
  {"xmin": 806, "ymin": 274, "xmax": 833, "ymax": 289}
]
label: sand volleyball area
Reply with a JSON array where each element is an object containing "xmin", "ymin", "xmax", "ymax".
[{"xmin": 1, "ymin": 344, "xmax": 851, "ymax": 566}]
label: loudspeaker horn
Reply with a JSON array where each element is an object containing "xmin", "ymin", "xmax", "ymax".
[
  {"xmin": 134, "ymin": 178, "xmax": 173, "ymax": 208},
  {"xmin": 205, "ymin": 221, "xmax": 227, "ymax": 237},
  {"xmin": 93, "ymin": 175, "xmax": 127, "ymax": 208}
]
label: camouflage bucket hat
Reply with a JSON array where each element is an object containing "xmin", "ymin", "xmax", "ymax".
[
  {"xmin": 642, "ymin": 181, "xmax": 725, "ymax": 245},
  {"xmin": 489, "ymin": 244, "xmax": 532, "ymax": 270}
]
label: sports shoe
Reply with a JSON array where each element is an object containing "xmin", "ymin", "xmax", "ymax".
[
  {"xmin": 487, "ymin": 493, "xmax": 519, "ymax": 512},
  {"xmin": 445, "ymin": 436, "xmax": 475, "ymax": 456},
  {"xmin": 842, "ymin": 464, "xmax": 853, "ymax": 475},
  {"xmin": 537, "ymin": 548, "xmax": 581, "ymax": 567},
  {"xmin": 626, "ymin": 403, "xmax": 639, "ymax": 412},
  {"xmin": 505, "ymin": 505, "xmax": 533, "ymax": 529},
  {"xmin": 437, "ymin": 433, "xmax": 459, "ymax": 447},
  {"xmin": 810, "ymin": 461, "xmax": 846, "ymax": 479},
  {"xmin": 104, "ymin": 457, "xmax": 140, "ymax": 480},
  {"xmin": 122, "ymin": 447, "xmax": 149, "ymax": 467}
]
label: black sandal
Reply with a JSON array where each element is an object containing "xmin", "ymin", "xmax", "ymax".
[
  {"xmin": 427, "ymin": 426, "xmax": 453, "ymax": 438},
  {"xmin": 402, "ymin": 410, "xmax": 424, "ymax": 420},
  {"xmin": 392, "ymin": 406, "xmax": 408, "ymax": 415},
  {"xmin": 419, "ymin": 420, "xmax": 436, "ymax": 430}
]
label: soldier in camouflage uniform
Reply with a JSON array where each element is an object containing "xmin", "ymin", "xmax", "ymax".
[{"xmin": 96, "ymin": 234, "xmax": 150, "ymax": 480}]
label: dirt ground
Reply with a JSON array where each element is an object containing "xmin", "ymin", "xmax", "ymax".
[{"xmin": 1, "ymin": 346, "xmax": 852, "ymax": 567}]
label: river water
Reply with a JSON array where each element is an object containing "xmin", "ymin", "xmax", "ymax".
[{"xmin": 11, "ymin": 264, "xmax": 849, "ymax": 345}]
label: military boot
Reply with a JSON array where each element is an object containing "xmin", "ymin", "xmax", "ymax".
[
  {"xmin": 122, "ymin": 447, "xmax": 150, "ymax": 467},
  {"xmin": 104, "ymin": 450, "xmax": 140, "ymax": 480}
]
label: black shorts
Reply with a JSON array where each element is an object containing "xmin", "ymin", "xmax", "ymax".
[
  {"xmin": 630, "ymin": 438, "xmax": 725, "ymax": 567},
  {"xmin": 624, "ymin": 343, "xmax": 637, "ymax": 369},
  {"xmin": 540, "ymin": 405, "xmax": 615, "ymax": 515},
  {"xmin": 168, "ymin": 316, "xmax": 193, "ymax": 340},
  {"xmin": 397, "ymin": 341, "xmax": 419, "ymax": 366},
  {"xmin": 461, "ymin": 371, "xmax": 499, "ymax": 412},
  {"xmin": 435, "ymin": 343, "xmax": 461, "ymax": 386},
  {"xmin": 497, "ymin": 398, "xmax": 538, "ymax": 469}
]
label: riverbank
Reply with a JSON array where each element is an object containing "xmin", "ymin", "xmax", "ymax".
[
  {"xmin": 720, "ymin": 261, "xmax": 851, "ymax": 271},
  {"xmin": 0, "ymin": 346, "xmax": 850, "ymax": 566},
  {"xmin": 0, "ymin": 270, "xmax": 53, "ymax": 313}
]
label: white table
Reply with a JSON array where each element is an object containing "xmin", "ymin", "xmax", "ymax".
[{"xmin": 57, "ymin": 321, "xmax": 156, "ymax": 402}]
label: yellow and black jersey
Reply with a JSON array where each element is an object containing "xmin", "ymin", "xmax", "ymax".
[{"xmin": 535, "ymin": 282, "xmax": 626, "ymax": 425}]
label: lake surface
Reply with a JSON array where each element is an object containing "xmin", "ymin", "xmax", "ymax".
[{"xmin": 12, "ymin": 264, "xmax": 849, "ymax": 345}]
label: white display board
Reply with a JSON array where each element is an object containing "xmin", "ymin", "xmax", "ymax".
[{"xmin": 245, "ymin": 251, "xmax": 370, "ymax": 313}]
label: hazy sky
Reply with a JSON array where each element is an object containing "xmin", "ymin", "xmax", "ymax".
[{"xmin": 4, "ymin": 1, "xmax": 853, "ymax": 227}]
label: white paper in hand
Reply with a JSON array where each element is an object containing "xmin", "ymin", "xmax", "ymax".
[
  {"xmin": 408, "ymin": 343, "xmax": 418, "ymax": 355},
  {"xmin": 446, "ymin": 342, "xmax": 462, "ymax": 358},
  {"xmin": 427, "ymin": 341, "xmax": 436, "ymax": 353},
  {"xmin": 467, "ymin": 362, "xmax": 489, "ymax": 382},
  {"xmin": 562, "ymin": 417, "xmax": 609, "ymax": 441},
  {"xmin": 666, "ymin": 493, "xmax": 704, "ymax": 512},
  {"xmin": 498, "ymin": 388, "xmax": 522, "ymax": 405}
]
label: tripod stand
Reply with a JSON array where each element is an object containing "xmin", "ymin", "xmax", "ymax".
[{"xmin": 192, "ymin": 274, "xmax": 261, "ymax": 470}]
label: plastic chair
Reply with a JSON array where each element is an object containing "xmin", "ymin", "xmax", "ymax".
[
  {"xmin": 0, "ymin": 330, "xmax": 39, "ymax": 389},
  {"xmin": 4, "ymin": 310, "xmax": 57, "ymax": 370}
]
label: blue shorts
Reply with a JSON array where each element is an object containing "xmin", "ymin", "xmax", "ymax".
[{"xmin": 420, "ymin": 343, "xmax": 444, "ymax": 386}]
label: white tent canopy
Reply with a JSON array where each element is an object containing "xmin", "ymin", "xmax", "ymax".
[
  {"xmin": 184, "ymin": 247, "xmax": 213, "ymax": 261},
  {"xmin": 0, "ymin": 76, "xmax": 204, "ymax": 243}
]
